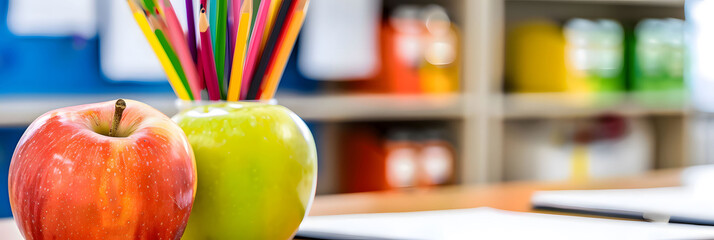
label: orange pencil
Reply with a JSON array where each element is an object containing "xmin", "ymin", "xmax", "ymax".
[{"xmin": 260, "ymin": 0, "xmax": 309, "ymax": 100}]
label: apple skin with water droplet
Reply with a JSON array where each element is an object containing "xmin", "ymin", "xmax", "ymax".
[
  {"xmin": 8, "ymin": 99, "xmax": 197, "ymax": 240},
  {"xmin": 173, "ymin": 102, "xmax": 317, "ymax": 240}
]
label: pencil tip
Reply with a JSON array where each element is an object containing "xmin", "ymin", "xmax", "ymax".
[
  {"xmin": 199, "ymin": 9, "xmax": 209, "ymax": 32},
  {"xmin": 242, "ymin": 0, "xmax": 253, "ymax": 11}
]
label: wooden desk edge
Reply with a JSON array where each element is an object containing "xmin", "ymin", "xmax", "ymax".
[{"xmin": 308, "ymin": 169, "xmax": 682, "ymax": 216}]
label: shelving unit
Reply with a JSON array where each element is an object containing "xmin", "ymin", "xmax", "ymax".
[
  {"xmin": 352, "ymin": 0, "xmax": 688, "ymax": 185},
  {"xmin": 492, "ymin": 0, "xmax": 688, "ymax": 182},
  {"xmin": 0, "ymin": 94, "xmax": 180, "ymax": 126},
  {"xmin": 280, "ymin": 94, "xmax": 464, "ymax": 121}
]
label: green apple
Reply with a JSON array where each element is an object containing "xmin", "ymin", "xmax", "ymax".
[{"xmin": 172, "ymin": 102, "xmax": 317, "ymax": 239}]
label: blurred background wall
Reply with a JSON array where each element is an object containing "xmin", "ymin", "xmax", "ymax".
[{"xmin": 0, "ymin": 0, "xmax": 702, "ymax": 221}]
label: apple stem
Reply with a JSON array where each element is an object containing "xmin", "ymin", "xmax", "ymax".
[{"xmin": 109, "ymin": 99, "xmax": 126, "ymax": 137}]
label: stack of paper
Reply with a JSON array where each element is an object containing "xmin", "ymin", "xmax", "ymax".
[
  {"xmin": 298, "ymin": 207, "xmax": 714, "ymax": 239},
  {"xmin": 531, "ymin": 165, "xmax": 714, "ymax": 225}
]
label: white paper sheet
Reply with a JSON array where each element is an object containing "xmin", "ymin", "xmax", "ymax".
[
  {"xmin": 532, "ymin": 187, "xmax": 714, "ymax": 221},
  {"xmin": 532, "ymin": 164, "xmax": 714, "ymax": 223},
  {"xmin": 299, "ymin": 207, "xmax": 714, "ymax": 240},
  {"xmin": 7, "ymin": 0, "xmax": 96, "ymax": 38}
]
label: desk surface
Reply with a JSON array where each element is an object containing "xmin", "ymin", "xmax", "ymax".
[
  {"xmin": 0, "ymin": 169, "xmax": 683, "ymax": 239},
  {"xmin": 309, "ymin": 169, "xmax": 682, "ymax": 216}
]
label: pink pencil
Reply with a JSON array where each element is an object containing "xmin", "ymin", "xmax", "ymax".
[
  {"xmin": 240, "ymin": 0, "xmax": 272, "ymax": 100},
  {"xmin": 199, "ymin": 6, "xmax": 221, "ymax": 100},
  {"xmin": 163, "ymin": 1, "xmax": 202, "ymax": 98}
]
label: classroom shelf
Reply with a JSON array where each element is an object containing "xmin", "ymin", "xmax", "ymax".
[
  {"xmin": 0, "ymin": 94, "xmax": 179, "ymax": 126},
  {"xmin": 502, "ymin": 92, "xmax": 688, "ymax": 119},
  {"xmin": 0, "ymin": 93, "xmax": 464, "ymax": 126},
  {"xmin": 279, "ymin": 94, "xmax": 464, "ymax": 121}
]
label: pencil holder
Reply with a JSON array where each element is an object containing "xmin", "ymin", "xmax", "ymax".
[{"xmin": 172, "ymin": 100, "xmax": 317, "ymax": 239}]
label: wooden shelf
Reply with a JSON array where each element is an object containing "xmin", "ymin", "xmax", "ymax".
[
  {"xmin": 0, "ymin": 94, "xmax": 179, "ymax": 126},
  {"xmin": 0, "ymin": 93, "xmax": 464, "ymax": 126},
  {"xmin": 502, "ymin": 92, "xmax": 688, "ymax": 119},
  {"xmin": 278, "ymin": 94, "xmax": 464, "ymax": 121}
]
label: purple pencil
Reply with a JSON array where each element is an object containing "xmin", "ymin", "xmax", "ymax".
[
  {"xmin": 226, "ymin": 2, "xmax": 236, "ymax": 87},
  {"xmin": 185, "ymin": 0, "xmax": 198, "ymax": 63}
]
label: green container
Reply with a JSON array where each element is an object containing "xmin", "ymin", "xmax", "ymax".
[
  {"xmin": 564, "ymin": 19, "xmax": 626, "ymax": 92},
  {"xmin": 630, "ymin": 18, "xmax": 685, "ymax": 91},
  {"xmin": 173, "ymin": 100, "xmax": 318, "ymax": 239}
]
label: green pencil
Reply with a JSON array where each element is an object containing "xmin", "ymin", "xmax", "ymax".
[
  {"xmin": 210, "ymin": 0, "xmax": 218, "ymax": 48},
  {"xmin": 215, "ymin": 0, "xmax": 228, "ymax": 99},
  {"xmin": 156, "ymin": 29, "xmax": 195, "ymax": 100}
]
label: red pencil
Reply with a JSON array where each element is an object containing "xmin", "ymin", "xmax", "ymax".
[
  {"xmin": 197, "ymin": 46, "xmax": 206, "ymax": 91},
  {"xmin": 199, "ymin": 5, "xmax": 221, "ymax": 101}
]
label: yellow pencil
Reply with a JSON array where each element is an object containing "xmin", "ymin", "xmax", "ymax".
[
  {"xmin": 227, "ymin": 0, "xmax": 253, "ymax": 101},
  {"xmin": 261, "ymin": 0, "xmax": 282, "ymax": 52},
  {"xmin": 260, "ymin": 0, "xmax": 309, "ymax": 100},
  {"xmin": 128, "ymin": 0, "xmax": 190, "ymax": 100}
]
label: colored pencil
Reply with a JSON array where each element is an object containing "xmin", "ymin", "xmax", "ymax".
[
  {"xmin": 142, "ymin": 0, "xmax": 158, "ymax": 15},
  {"xmin": 227, "ymin": 0, "xmax": 252, "ymax": 101},
  {"xmin": 152, "ymin": 0, "xmax": 165, "ymax": 15},
  {"xmin": 128, "ymin": 0, "xmax": 309, "ymax": 101},
  {"xmin": 210, "ymin": 0, "xmax": 218, "ymax": 47},
  {"xmin": 260, "ymin": 0, "xmax": 308, "ymax": 100},
  {"xmin": 227, "ymin": 0, "xmax": 239, "ymax": 81},
  {"xmin": 197, "ymin": 46, "xmax": 206, "ymax": 91},
  {"xmin": 225, "ymin": 23, "xmax": 234, "ymax": 89},
  {"xmin": 162, "ymin": 1, "xmax": 202, "ymax": 99},
  {"xmin": 262, "ymin": 0, "xmax": 282, "ymax": 51},
  {"xmin": 245, "ymin": 0, "xmax": 291, "ymax": 100},
  {"xmin": 241, "ymin": 0, "xmax": 271, "ymax": 100},
  {"xmin": 231, "ymin": 0, "xmax": 241, "ymax": 52},
  {"xmin": 185, "ymin": 0, "xmax": 198, "ymax": 63},
  {"xmin": 215, "ymin": 0, "xmax": 228, "ymax": 99},
  {"xmin": 155, "ymin": 28, "xmax": 195, "ymax": 100},
  {"xmin": 199, "ymin": 7, "xmax": 221, "ymax": 100},
  {"xmin": 128, "ymin": 0, "xmax": 190, "ymax": 100}
]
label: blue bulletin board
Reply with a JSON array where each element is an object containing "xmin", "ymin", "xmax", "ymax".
[{"xmin": 0, "ymin": 127, "xmax": 23, "ymax": 218}]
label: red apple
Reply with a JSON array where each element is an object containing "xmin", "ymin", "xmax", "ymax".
[{"xmin": 8, "ymin": 99, "xmax": 197, "ymax": 239}]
